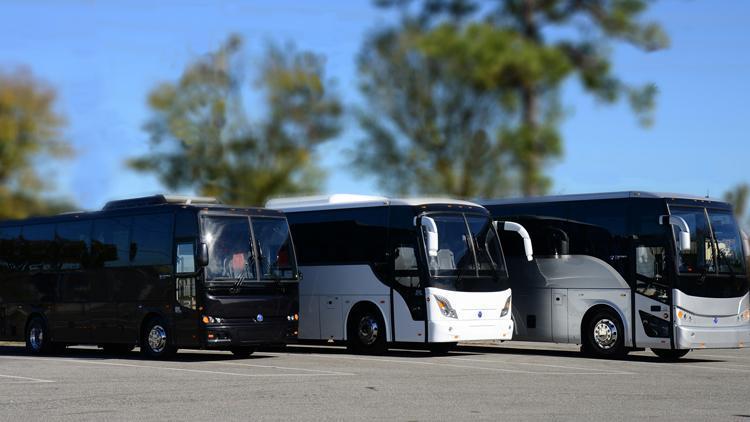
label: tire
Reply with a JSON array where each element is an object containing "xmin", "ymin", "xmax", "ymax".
[
  {"xmin": 231, "ymin": 347, "xmax": 255, "ymax": 359},
  {"xmin": 428, "ymin": 342, "xmax": 457, "ymax": 355},
  {"xmin": 347, "ymin": 307, "xmax": 387, "ymax": 355},
  {"xmin": 582, "ymin": 309, "xmax": 628, "ymax": 359},
  {"xmin": 101, "ymin": 344, "xmax": 135, "ymax": 355},
  {"xmin": 140, "ymin": 317, "xmax": 176, "ymax": 359},
  {"xmin": 651, "ymin": 348, "xmax": 690, "ymax": 361},
  {"xmin": 25, "ymin": 316, "xmax": 52, "ymax": 355}
]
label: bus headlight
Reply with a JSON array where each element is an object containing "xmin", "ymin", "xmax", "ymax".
[
  {"xmin": 500, "ymin": 296, "xmax": 512, "ymax": 318},
  {"xmin": 433, "ymin": 295, "xmax": 458, "ymax": 319}
]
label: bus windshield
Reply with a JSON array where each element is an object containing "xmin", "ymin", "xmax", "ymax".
[
  {"xmin": 422, "ymin": 213, "xmax": 508, "ymax": 292},
  {"xmin": 203, "ymin": 216, "xmax": 256, "ymax": 282},
  {"xmin": 251, "ymin": 217, "xmax": 297, "ymax": 280},
  {"xmin": 670, "ymin": 206, "xmax": 747, "ymax": 298}
]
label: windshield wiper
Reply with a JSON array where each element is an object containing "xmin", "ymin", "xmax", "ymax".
[
  {"xmin": 716, "ymin": 247, "xmax": 736, "ymax": 279},
  {"xmin": 230, "ymin": 253, "xmax": 253, "ymax": 293}
]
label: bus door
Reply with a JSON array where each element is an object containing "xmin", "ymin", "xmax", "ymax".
[
  {"xmin": 390, "ymin": 211, "xmax": 427, "ymax": 342},
  {"xmin": 174, "ymin": 240, "xmax": 200, "ymax": 346},
  {"xmin": 632, "ymin": 234, "xmax": 673, "ymax": 349}
]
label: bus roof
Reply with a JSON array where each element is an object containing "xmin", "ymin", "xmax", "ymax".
[
  {"xmin": 266, "ymin": 194, "xmax": 482, "ymax": 212},
  {"xmin": 479, "ymin": 191, "xmax": 729, "ymax": 206},
  {"xmin": 0, "ymin": 194, "xmax": 283, "ymax": 226}
]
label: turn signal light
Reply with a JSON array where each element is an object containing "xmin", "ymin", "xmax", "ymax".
[
  {"xmin": 742, "ymin": 310, "xmax": 750, "ymax": 322},
  {"xmin": 202, "ymin": 316, "xmax": 210, "ymax": 324},
  {"xmin": 294, "ymin": 314, "xmax": 299, "ymax": 321},
  {"xmin": 676, "ymin": 310, "xmax": 684, "ymax": 319}
]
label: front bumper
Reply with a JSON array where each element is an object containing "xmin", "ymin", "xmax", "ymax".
[
  {"xmin": 204, "ymin": 320, "xmax": 297, "ymax": 348},
  {"xmin": 673, "ymin": 324, "xmax": 750, "ymax": 350},
  {"xmin": 428, "ymin": 318, "xmax": 514, "ymax": 343}
]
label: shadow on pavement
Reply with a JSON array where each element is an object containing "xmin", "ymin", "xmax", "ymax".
[{"xmin": 0, "ymin": 344, "xmax": 273, "ymax": 362}]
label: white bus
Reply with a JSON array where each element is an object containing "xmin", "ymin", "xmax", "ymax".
[
  {"xmin": 267, "ymin": 195, "xmax": 520, "ymax": 354},
  {"xmin": 481, "ymin": 192, "xmax": 750, "ymax": 360}
]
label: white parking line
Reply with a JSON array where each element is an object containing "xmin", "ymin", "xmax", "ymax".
[
  {"xmin": 0, "ymin": 374, "xmax": 55, "ymax": 384},
  {"xmin": 272, "ymin": 352, "xmax": 634, "ymax": 375},
  {"xmin": 0, "ymin": 355, "xmax": 351, "ymax": 378}
]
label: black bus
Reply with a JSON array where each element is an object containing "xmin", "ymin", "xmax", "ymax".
[{"xmin": 0, "ymin": 195, "xmax": 299, "ymax": 358}]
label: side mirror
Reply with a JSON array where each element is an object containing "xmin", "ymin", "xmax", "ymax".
[
  {"xmin": 495, "ymin": 221, "xmax": 534, "ymax": 261},
  {"xmin": 421, "ymin": 216, "xmax": 439, "ymax": 257},
  {"xmin": 742, "ymin": 230, "xmax": 750, "ymax": 259},
  {"xmin": 197, "ymin": 242, "xmax": 209, "ymax": 267},
  {"xmin": 661, "ymin": 215, "xmax": 691, "ymax": 252}
]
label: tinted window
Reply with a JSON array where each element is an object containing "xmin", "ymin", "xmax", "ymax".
[
  {"xmin": 91, "ymin": 217, "xmax": 132, "ymax": 268},
  {"xmin": 132, "ymin": 214, "xmax": 174, "ymax": 266},
  {"xmin": 57, "ymin": 220, "xmax": 92, "ymax": 270},
  {"xmin": 22, "ymin": 224, "xmax": 57, "ymax": 271},
  {"xmin": 566, "ymin": 200, "xmax": 628, "ymax": 256},
  {"xmin": 288, "ymin": 207, "xmax": 388, "ymax": 265},
  {"xmin": 175, "ymin": 210, "xmax": 199, "ymax": 238},
  {"xmin": 0, "ymin": 226, "xmax": 21, "ymax": 273}
]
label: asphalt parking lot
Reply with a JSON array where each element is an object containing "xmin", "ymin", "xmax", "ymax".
[{"xmin": 1, "ymin": 341, "xmax": 749, "ymax": 421}]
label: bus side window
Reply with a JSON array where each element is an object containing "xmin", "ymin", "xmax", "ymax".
[
  {"xmin": 394, "ymin": 246, "xmax": 419, "ymax": 288},
  {"xmin": 131, "ymin": 214, "xmax": 174, "ymax": 267},
  {"xmin": 176, "ymin": 243, "xmax": 195, "ymax": 274}
]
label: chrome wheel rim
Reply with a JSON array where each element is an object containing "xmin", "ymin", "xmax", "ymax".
[
  {"xmin": 29, "ymin": 324, "xmax": 43, "ymax": 351},
  {"xmin": 147, "ymin": 325, "xmax": 167, "ymax": 353},
  {"xmin": 357, "ymin": 316, "xmax": 379, "ymax": 346},
  {"xmin": 593, "ymin": 319, "xmax": 618, "ymax": 350}
]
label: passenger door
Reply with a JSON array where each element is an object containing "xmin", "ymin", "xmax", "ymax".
[
  {"xmin": 632, "ymin": 238, "xmax": 673, "ymax": 349},
  {"xmin": 391, "ymin": 212, "xmax": 427, "ymax": 342}
]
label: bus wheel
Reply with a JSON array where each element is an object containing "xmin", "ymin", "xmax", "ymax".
[
  {"xmin": 583, "ymin": 309, "xmax": 628, "ymax": 359},
  {"xmin": 348, "ymin": 307, "xmax": 387, "ymax": 355},
  {"xmin": 25, "ymin": 317, "xmax": 52, "ymax": 355},
  {"xmin": 140, "ymin": 318, "xmax": 176, "ymax": 359},
  {"xmin": 231, "ymin": 347, "xmax": 255, "ymax": 359},
  {"xmin": 651, "ymin": 348, "xmax": 689, "ymax": 361},
  {"xmin": 428, "ymin": 342, "xmax": 457, "ymax": 355}
]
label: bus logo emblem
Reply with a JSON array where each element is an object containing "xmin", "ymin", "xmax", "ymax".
[
  {"xmin": 478, "ymin": 311, "xmax": 483, "ymax": 319},
  {"xmin": 713, "ymin": 317, "xmax": 718, "ymax": 324},
  {"xmin": 257, "ymin": 314, "xmax": 264, "ymax": 322}
]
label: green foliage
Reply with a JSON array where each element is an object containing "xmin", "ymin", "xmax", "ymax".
[
  {"xmin": 359, "ymin": 0, "xmax": 668, "ymax": 197},
  {"xmin": 354, "ymin": 21, "xmax": 512, "ymax": 198},
  {"xmin": 0, "ymin": 68, "xmax": 74, "ymax": 219},
  {"xmin": 724, "ymin": 183, "xmax": 749, "ymax": 227},
  {"xmin": 130, "ymin": 35, "xmax": 342, "ymax": 206}
]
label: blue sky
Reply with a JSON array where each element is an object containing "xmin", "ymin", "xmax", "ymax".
[{"xmin": 1, "ymin": 0, "xmax": 748, "ymax": 209}]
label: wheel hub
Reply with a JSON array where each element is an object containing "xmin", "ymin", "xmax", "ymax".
[
  {"xmin": 148, "ymin": 325, "xmax": 167, "ymax": 353},
  {"xmin": 29, "ymin": 325, "xmax": 43, "ymax": 351},
  {"xmin": 357, "ymin": 316, "xmax": 379, "ymax": 345},
  {"xmin": 593, "ymin": 319, "xmax": 618, "ymax": 349}
]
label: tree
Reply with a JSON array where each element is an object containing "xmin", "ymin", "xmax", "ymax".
[
  {"xmin": 360, "ymin": 0, "xmax": 668, "ymax": 196},
  {"xmin": 130, "ymin": 35, "xmax": 342, "ymax": 206},
  {"xmin": 0, "ymin": 68, "xmax": 74, "ymax": 219},
  {"xmin": 354, "ymin": 20, "xmax": 512, "ymax": 198},
  {"xmin": 724, "ymin": 183, "xmax": 749, "ymax": 227}
]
